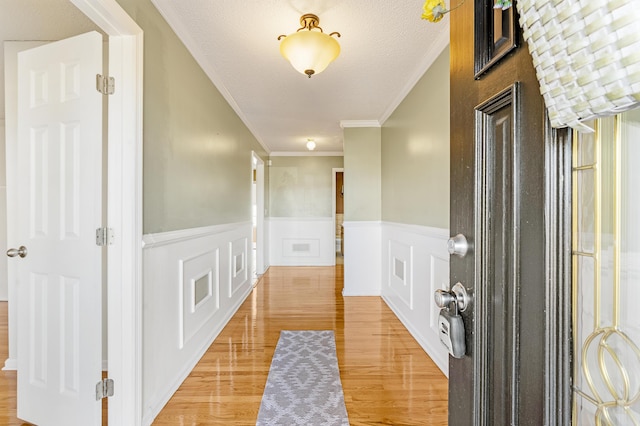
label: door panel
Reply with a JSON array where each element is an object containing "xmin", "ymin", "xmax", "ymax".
[
  {"xmin": 14, "ymin": 31, "xmax": 103, "ymax": 426},
  {"xmin": 474, "ymin": 85, "xmax": 520, "ymax": 425}
]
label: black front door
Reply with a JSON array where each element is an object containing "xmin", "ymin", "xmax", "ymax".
[{"xmin": 447, "ymin": 1, "xmax": 571, "ymax": 424}]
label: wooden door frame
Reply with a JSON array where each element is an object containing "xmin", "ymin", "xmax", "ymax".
[{"xmin": 69, "ymin": 1, "xmax": 143, "ymax": 424}]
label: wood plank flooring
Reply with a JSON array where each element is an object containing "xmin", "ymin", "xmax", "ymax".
[
  {"xmin": 153, "ymin": 265, "xmax": 448, "ymax": 425},
  {"xmin": 0, "ymin": 265, "xmax": 448, "ymax": 425},
  {"xmin": 0, "ymin": 302, "xmax": 28, "ymax": 425}
]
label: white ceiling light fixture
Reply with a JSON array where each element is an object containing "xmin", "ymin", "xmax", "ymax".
[
  {"xmin": 278, "ymin": 13, "xmax": 341, "ymax": 78},
  {"xmin": 306, "ymin": 139, "xmax": 317, "ymax": 151}
]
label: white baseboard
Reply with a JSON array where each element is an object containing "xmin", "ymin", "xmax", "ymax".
[
  {"xmin": 383, "ymin": 295, "xmax": 448, "ymax": 376},
  {"xmin": 2, "ymin": 358, "xmax": 16, "ymax": 371}
]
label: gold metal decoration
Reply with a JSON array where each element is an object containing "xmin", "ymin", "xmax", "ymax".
[
  {"xmin": 572, "ymin": 114, "xmax": 640, "ymax": 425},
  {"xmin": 277, "ymin": 14, "xmax": 341, "ymax": 78},
  {"xmin": 278, "ymin": 14, "xmax": 340, "ymax": 40}
]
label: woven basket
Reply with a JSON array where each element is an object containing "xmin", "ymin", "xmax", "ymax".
[{"xmin": 516, "ymin": 0, "xmax": 640, "ymax": 132}]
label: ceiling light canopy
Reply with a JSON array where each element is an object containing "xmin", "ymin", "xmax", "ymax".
[{"xmin": 278, "ymin": 14, "xmax": 341, "ymax": 78}]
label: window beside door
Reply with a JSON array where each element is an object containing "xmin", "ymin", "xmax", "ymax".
[{"xmin": 572, "ymin": 110, "xmax": 640, "ymax": 425}]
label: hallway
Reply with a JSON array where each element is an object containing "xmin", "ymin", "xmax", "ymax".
[
  {"xmin": 0, "ymin": 265, "xmax": 448, "ymax": 425},
  {"xmin": 153, "ymin": 265, "xmax": 448, "ymax": 425}
]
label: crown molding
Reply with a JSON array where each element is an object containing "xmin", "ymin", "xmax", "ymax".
[
  {"xmin": 269, "ymin": 151, "xmax": 344, "ymax": 157},
  {"xmin": 150, "ymin": 0, "xmax": 271, "ymax": 155},
  {"xmin": 379, "ymin": 23, "xmax": 450, "ymax": 125},
  {"xmin": 340, "ymin": 120, "xmax": 381, "ymax": 128}
]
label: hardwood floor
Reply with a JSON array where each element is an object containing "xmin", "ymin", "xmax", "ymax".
[
  {"xmin": 0, "ymin": 302, "xmax": 29, "ymax": 425},
  {"xmin": 0, "ymin": 265, "xmax": 448, "ymax": 425},
  {"xmin": 153, "ymin": 265, "xmax": 448, "ymax": 425}
]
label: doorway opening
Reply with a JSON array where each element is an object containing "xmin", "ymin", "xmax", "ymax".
[
  {"xmin": 252, "ymin": 152, "xmax": 266, "ymax": 281},
  {"xmin": 332, "ymin": 168, "xmax": 344, "ymax": 265}
]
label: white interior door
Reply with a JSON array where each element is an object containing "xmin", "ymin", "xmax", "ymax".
[{"xmin": 11, "ymin": 31, "xmax": 103, "ymax": 426}]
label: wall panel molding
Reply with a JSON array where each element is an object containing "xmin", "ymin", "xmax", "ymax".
[
  {"xmin": 141, "ymin": 222, "xmax": 253, "ymax": 424},
  {"xmin": 388, "ymin": 240, "xmax": 413, "ymax": 310},
  {"xmin": 178, "ymin": 249, "xmax": 220, "ymax": 350},
  {"xmin": 381, "ymin": 221, "xmax": 450, "ymax": 376},
  {"xmin": 142, "ymin": 222, "xmax": 248, "ymax": 248},
  {"xmin": 343, "ymin": 221, "xmax": 382, "ymax": 296},
  {"xmin": 229, "ymin": 237, "xmax": 249, "ymax": 297},
  {"xmin": 268, "ymin": 218, "xmax": 335, "ymax": 266}
]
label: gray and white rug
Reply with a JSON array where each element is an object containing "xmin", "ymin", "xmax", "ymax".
[{"xmin": 256, "ymin": 330, "xmax": 350, "ymax": 426}]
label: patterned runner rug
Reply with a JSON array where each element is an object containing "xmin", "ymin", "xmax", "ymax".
[{"xmin": 256, "ymin": 330, "xmax": 350, "ymax": 425}]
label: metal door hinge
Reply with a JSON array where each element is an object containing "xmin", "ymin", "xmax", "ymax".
[
  {"xmin": 96, "ymin": 74, "xmax": 115, "ymax": 95},
  {"xmin": 96, "ymin": 378, "xmax": 114, "ymax": 400},
  {"xmin": 96, "ymin": 227, "xmax": 114, "ymax": 246}
]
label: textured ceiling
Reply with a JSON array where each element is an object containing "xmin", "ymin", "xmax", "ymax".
[
  {"xmin": 151, "ymin": 0, "xmax": 450, "ymax": 154},
  {"xmin": 1, "ymin": 0, "xmax": 450, "ymax": 154}
]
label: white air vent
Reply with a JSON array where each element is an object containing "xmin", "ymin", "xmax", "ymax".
[
  {"xmin": 292, "ymin": 243, "xmax": 311, "ymax": 253},
  {"xmin": 283, "ymin": 238, "xmax": 320, "ymax": 258}
]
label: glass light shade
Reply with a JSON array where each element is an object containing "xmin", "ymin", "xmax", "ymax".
[{"xmin": 280, "ymin": 30, "xmax": 340, "ymax": 77}]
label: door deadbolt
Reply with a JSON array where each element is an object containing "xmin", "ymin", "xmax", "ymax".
[{"xmin": 447, "ymin": 234, "xmax": 470, "ymax": 257}]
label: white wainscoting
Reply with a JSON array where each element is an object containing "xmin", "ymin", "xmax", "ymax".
[
  {"xmin": 381, "ymin": 222, "xmax": 450, "ymax": 376},
  {"xmin": 343, "ymin": 221, "xmax": 382, "ymax": 296},
  {"xmin": 141, "ymin": 222, "xmax": 254, "ymax": 425},
  {"xmin": 268, "ymin": 217, "xmax": 335, "ymax": 266}
]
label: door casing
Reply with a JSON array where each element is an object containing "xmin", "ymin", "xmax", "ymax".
[{"xmin": 252, "ymin": 151, "xmax": 266, "ymax": 276}]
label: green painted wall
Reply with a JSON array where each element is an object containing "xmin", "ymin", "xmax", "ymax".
[
  {"xmin": 343, "ymin": 127, "xmax": 382, "ymax": 221},
  {"xmin": 268, "ymin": 156, "xmax": 344, "ymax": 218},
  {"xmin": 116, "ymin": 0, "xmax": 268, "ymax": 234},
  {"xmin": 381, "ymin": 47, "xmax": 450, "ymax": 229}
]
